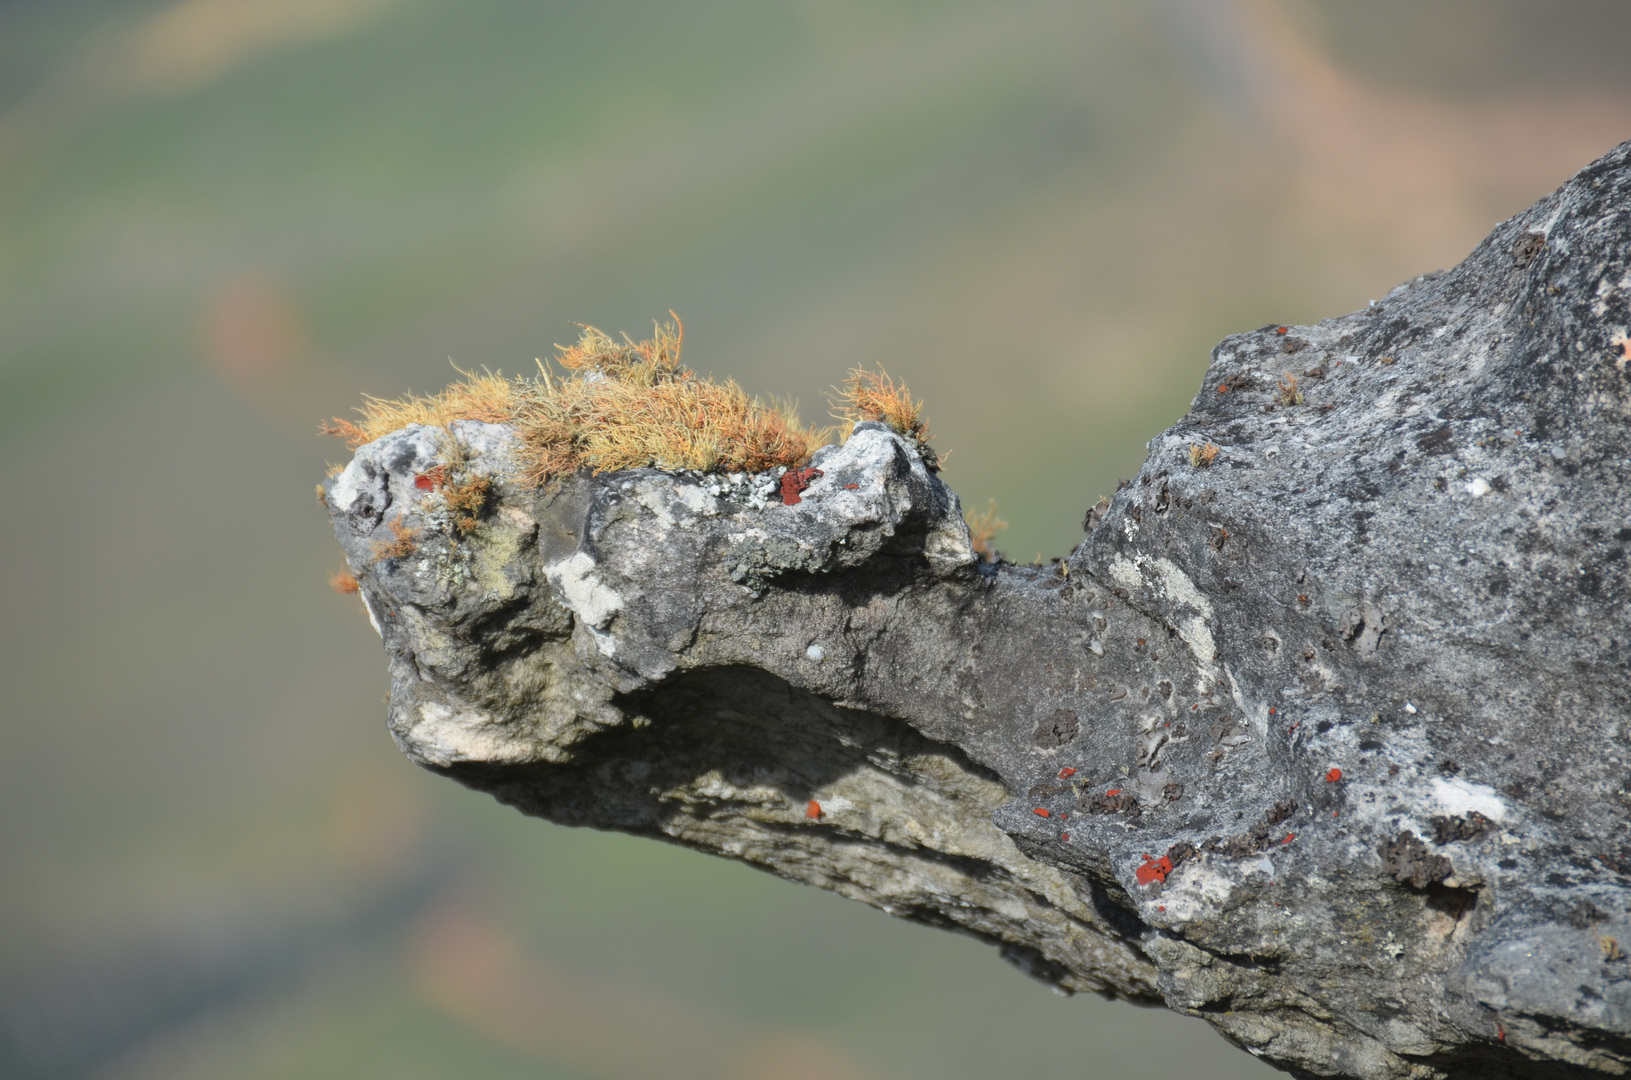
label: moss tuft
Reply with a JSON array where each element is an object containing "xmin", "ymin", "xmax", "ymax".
[
  {"xmin": 965, "ymin": 499, "xmax": 1007, "ymax": 563},
  {"xmin": 325, "ymin": 315, "xmax": 836, "ymax": 484},
  {"xmin": 831, "ymin": 365, "xmax": 930, "ymax": 449}
]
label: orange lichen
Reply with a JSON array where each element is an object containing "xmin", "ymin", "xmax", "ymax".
[
  {"xmin": 779, "ymin": 467, "xmax": 823, "ymax": 505},
  {"xmin": 1135, "ymin": 854, "xmax": 1173, "ymax": 885},
  {"xmin": 1189, "ymin": 442, "xmax": 1220, "ymax": 468}
]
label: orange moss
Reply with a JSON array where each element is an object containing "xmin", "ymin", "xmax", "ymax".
[
  {"xmin": 329, "ymin": 569, "xmax": 360, "ymax": 594},
  {"xmin": 326, "ymin": 315, "xmax": 830, "ymax": 485},
  {"xmin": 324, "ymin": 367, "xmax": 527, "ymax": 449},
  {"xmin": 441, "ymin": 473, "xmax": 493, "ymax": 537},
  {"xmin": 1189, "ymin": 442, "xmax": 1220, "ymax": 468},
  {"xmin": 831, "ymin": 365, "xmax": 930, "ymax": 449},
  {"xmin": 370, "ymin": 519, "xmax": 420, "ymax": 562},
  {"xmin": 1276, "ymin": 374, "xmax": 1304, "ymax": 406},
  {"xmin": 965, "ymin": 499, "xmax": 1007, "ymax": 563}
]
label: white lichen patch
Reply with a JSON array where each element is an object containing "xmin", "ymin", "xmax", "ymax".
[
  {"xmin": 1157, "ymin": 859, "xmax": 1254, "ymax": 922},
  {"xmin": 1110, "ymin": 555, "xmax": 1144, "ymax": 593},
  {"xmin": 668, "ymin": 480, "xmax": 718, "ymax": 517},
  {"xmin": 1429, "ymin": 776, "xmax": 1508, "ymax": 822},
  {"xmin": 546, "ymin": 552, "xmax": 624, "ymax": 630}
]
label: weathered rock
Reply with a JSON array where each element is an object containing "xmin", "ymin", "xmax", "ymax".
[{"xmin": 323, "ymin": 142, "xmax": 1631, "ymax": 1079}]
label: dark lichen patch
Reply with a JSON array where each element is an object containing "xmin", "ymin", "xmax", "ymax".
[
  {"xmin": 1203, "ymin": 799, "xmax": 1299, "ymax": 857},
  {"xmin": 1379, "ymin": 830, "xmax": 1452, "ymax": 889},
  {"xmin": 1431, "ymin": 812, "xmax": 1496, "ymax": 845},
  {"xmin": 1565, "ymin": 900, "xmax": 1613, "ymax": 930},
  {"xmin": 1079, "ymin": 787, "xmax": 1141, "ymax": 817},
  {"xmin": 1033, "ymin": 708, "xmax": 1080, "ymax": 748}
]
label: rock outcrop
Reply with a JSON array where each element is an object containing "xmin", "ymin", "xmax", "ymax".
[{"xmin": 322, "ymin": 142, "xmax": 1631, "ymax": 1079}]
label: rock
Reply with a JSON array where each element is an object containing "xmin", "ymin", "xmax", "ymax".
[{"xmin": 324, "ymin": 141, "xmax": 1631, "ymax": 1078}]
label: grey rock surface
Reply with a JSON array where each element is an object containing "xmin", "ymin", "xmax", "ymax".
[{"xmin": 323, "ymin": 142, "xmax": 1631, "ymax": 1079}]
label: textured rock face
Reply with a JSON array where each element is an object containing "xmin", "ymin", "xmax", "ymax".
[{"xmin": 324, "ymin": 142, "xmax": 1631, "ymax": 1079}]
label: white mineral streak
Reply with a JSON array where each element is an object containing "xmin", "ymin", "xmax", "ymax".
[
  {"xmin": 403, "ymin": 701, "xmax": 536, "ymax": 767},
  {"xmin": 1154, "ymin": 557, "xmax": 1218, "ymax": 689},
  {"xmin": 359, "ymin": 590, "xmax": 384, "ymax": 637}
]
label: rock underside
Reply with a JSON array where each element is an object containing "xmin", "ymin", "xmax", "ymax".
[{"xmin": 324, "ymin": 142, "xmax": 1631, "ymax": 1079}]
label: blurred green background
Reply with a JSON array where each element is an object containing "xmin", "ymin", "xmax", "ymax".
[{"xmin": 1, "ymin": 2, "xmax": 1626, "ymax": 1077}]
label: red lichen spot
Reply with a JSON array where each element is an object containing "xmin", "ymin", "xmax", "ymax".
[
  {"xmin": 780, "ymin": 467, "xmax": 824, "ymax": 505},
  {"xmin": 1268, "ymin": 707, "xmax": 1276, "ymax": 714},
  {"xmin": 1136, "ymin": 638, "xmax": 1145, "ymax": 648},
  {"xmin": 1282, "ymin": 833, "xmax": 1296, "ymax": 844},
  {"xmin": 1135, "ymin": 854, "xmax": 1173, "ymax": 885},
  {"xmin": 1217, "ymin": 384, "xmax": 1229, "ymax": 393},
  {"xmin": 1276, "ymin": 326, "xmax": 1289, "ymax": 335},
  {"xmin": 1105, "ymin": 789, "xmax": 1121, "ymax": 797},
  {"xmin": 1058, "ymin": 811, "xmax": 1068, "ymax": 821},
  {"xmin": 414, "ymin": 465, "xmax": 448, "ymax": 491},
  {"xmin": 1061, "ymin": 832, "xmax": 1070, "ymax": 841},
  {"xmin": 1333, "ymin": 811, "xmax": 1340, "ymax": 818},
  {"xmin": 1158, "ymin": 905, "xmax": 1166, "ymax": 912},
  {"xmin": 1058, "ymin": 767, "xmax": 1077, "ymax": 778},
  {"xmin": 1032, "ymin": 807, "xmax": 1051, "ymax": 818},
  {"xmin": 1297, "ymin": 593, "xmax": 1310, "ymax": 604},
  {"xmin": 1326, "ymin": 767, "xmax": 1343, "ymax": 782},
  {"xmin": 843, "ymin": 482, "xmax": 859, "ymax": 490},
  {"xmin": 805, "ymin": 800, "xmax": 821, "ymax": 819},
  {"xmin": 1497, "ymin": 1024, "xmax": 1506, "ymax": 1043}
]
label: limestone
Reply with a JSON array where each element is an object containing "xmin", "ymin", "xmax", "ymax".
[{"xmin": 324, "ymin": 141, "xmax": 1631, "ymax": 1078}]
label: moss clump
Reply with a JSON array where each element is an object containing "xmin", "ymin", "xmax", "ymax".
[
  {"xmin": 965, "ymin": 499, "xmax": 1006, "ymax": 564},
  {"xmin": 326, "ymin": 315, "xmax": 847, "ymax": 484},
  {"xmin": 831, "ymin": 364, "xmax": 931, "ymax": 450},
  {"xmin": 441, "ymin": 473, "xmax": 492, "ymax": 538},
  {"xmin": 370, "ymin": 519, "xmax": 420, "ymax": 562}
]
